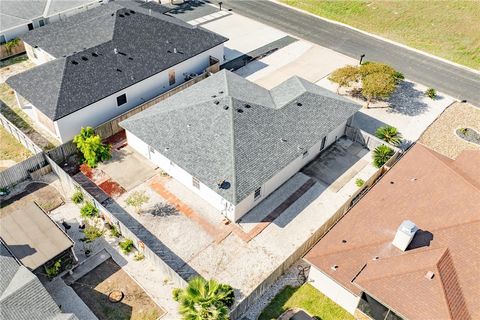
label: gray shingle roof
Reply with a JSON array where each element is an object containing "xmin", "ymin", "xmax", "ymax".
[
  {"xmin": 120, "ymin": 70, "xmax": 361, "ymax": 204},
  {"xmin": 6, "ymin": 2, "xmax": 227, "ymax": 121},
  {"xmin": 0, "ymin": 242, "xmax": 78, "ymax": 320}
]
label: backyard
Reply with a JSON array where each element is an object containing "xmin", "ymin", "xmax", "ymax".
[
  {"xmin": 282, "ymin": 0, "xmax": 480, "ymax": 69},
  {"xmin": 259, "ymin": 284, "xmax": 353, "ymax": 320},
  {"xmin": 0, "ymin": 126, "xmax": 31, "ymax": 170}
]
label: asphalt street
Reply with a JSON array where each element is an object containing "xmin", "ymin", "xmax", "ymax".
[{"xmin": 221, "ymin": 0, "xmax": 480, "ymax": 106}]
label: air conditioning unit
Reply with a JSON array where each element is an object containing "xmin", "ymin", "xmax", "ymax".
[{"xmin": 392, "ymin": 220, "xmax": 418, "ymax": 251}]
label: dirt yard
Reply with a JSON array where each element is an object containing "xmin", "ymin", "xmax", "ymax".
[
  {"xmin": 71, "ymin": 258, "xmax": 165, "ymax": 320},
  {"xmin": 1, "ymin": 181, "xmax": 64, "ymax": 212}
]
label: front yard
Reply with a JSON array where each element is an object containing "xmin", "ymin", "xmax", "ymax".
[{"xmin": 259, "ymin": 284, "xmax": 353, "ymax": 320}]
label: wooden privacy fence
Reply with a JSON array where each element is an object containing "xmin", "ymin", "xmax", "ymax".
[
  {"xmin": 345, "ymin": 125, "xmax": 401, "ymax": 152},
  {"xmin": 0, "ymin": 113, "xmax": 42, "ymax": 154},
  {"xmin": 0, "ymin": 153, "xmax": 48, "ymax": 188},
  {"xmin": 0, "ymin": 41, "xmax": 25, "ymax": 60}
]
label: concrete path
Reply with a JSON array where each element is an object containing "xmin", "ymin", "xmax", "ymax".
[{"xmin": 221, "ymin": 0, "xmax": 480, "ymax": 106}]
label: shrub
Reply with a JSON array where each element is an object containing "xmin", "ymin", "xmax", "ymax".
[
  {"xmin": 71, "ymin": 189, "xmax": 84, "ymax": 204},
  {"xmin": 80, "ymin": 201, "xmax": 98, "ymax": 218},
  {"xmin": 373, "ymin": 145, "xmax": 395, "ymax": 168},
  {"xmin": 83, "ymin": 224, "xmax": 104, "ymax": 242},
  {"xmin": 125, "ymin": 191, "xmax": 150, "ymax": 214},
  {"xmin": 328, "ymin": 65, "xmax": 360, "ymax": 93},
  {"xmin": 4, "ymin": 38, "xmax": 20, "ymax": 55},
  {"xmin": 45, "ymin": 259, "xmax": 62, "ymax": 278},
  {"xmin": 393, "ymin": 71, "xmax": 405, "ymax": 84},
  {"xmin": 73, "ymin": 127, "xmax": 111, "ymax": 168},
  {"xmin": 375, "ymin": 125, "xmax": 403, "ymax": 146},
  {"xmin": 172, "ymin": 277, "xmax": 233, "ymax": 320},
  {"xmin": 109, "ymin": 224, "xmax": 121, "ymax": 238},
  {"xmin": 362, "ymin": 73, "xmax": 396, "ymax": 107},
  {"xmin": 119, "ymin": 238, "xmax": 134, "ymax": 254},
  {"xmin": 133, "ymin": 252, "xmax": 145, "ymax": 261},
  {"xmin": 359, "ymin": 62, "xmax": 396, "ymax": 79},
  {"xmin": 355, "ymin": 178, "xmax": 365, "ymax": 187},
  {"xmin": 425, "ymin": 88, "xmax": 437, "ymax": 99}
]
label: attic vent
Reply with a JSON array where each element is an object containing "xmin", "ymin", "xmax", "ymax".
[
  {"xmin": 223, "ymin": 105, "xmax": 229, "ymax": 110},
  {"xmin": 425, "ymin": 271, "xmax": 435, "ymax": 280},
  {"xmin": 116, "ymin": 68, "xmax": 122, "ymax": 72},
  {"xmin": 244, "ymin": 104, "xmax": 251, "ymax": 108},
  {"xmin": 119, "ymin": 13, "xmax": 125, "ymax": 17},
  {"xmin": 213, "ymin": 100, "xmax": 220, "ymax": 105},
  {"xmin": 297, "ymin": 102, "xmax": 302, "ymax": 106},
  {"xmin": 81, "ymin": 56, "xmax": 88, "ymax": 61},
  {"xmin": 71, "ymin": 60, "xmax": 78, "ymax": 65},
  {"xmin": 237, "ymin": 109, "xmax": 244, "ymax": 113},
  {"xmin": 91, "ymin": 52, "xmax": 99, "ymax": 57}
]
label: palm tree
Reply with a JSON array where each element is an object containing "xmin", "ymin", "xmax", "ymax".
[
  {"xmin": 375, "ymin": 125, "xmax": 403, "ymax": 146},
  {"xmin": 373, "ymin": 144, "xmax": 395, "ymax": 168},
  {"xmin": 173, "ymin": 277, "xmax": 233, "ymax": 320}
]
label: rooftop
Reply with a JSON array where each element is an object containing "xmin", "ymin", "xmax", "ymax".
[
  {"xmin": 304, "ymin": 143, "xmax": 480, "ymax": 319},
  {"xmin": 120, "ymin": 70, "xmax": 360, "ymax": 204},
  {"xmin": 0, "ymin": 201, "xmax": 73, "ymax": 270},
  {"xmin": 6, "ymin": 2, "xmax": 227, "ymax": 121}
]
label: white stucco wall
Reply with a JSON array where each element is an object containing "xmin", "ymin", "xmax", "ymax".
[
  {"xmin": 232, "ymin": 120, "xmax": 348, "ymax": 220},
  {"xmin": 126, "ymin": 130, "xmax": 235, "ymax": 218},
  {"xmin": 24, "ymin": 42, "xmax": 55, "ymax": 65},
  {"xmin": 308, "ymin": 265, "xmax": 360, "ymax": 315},
  {"xmin": 52, "ymin": 44, "xmax": 224, "ymax": 142},
  {"xmin": 1, "ymin": 25, "xmax": 30, "ymax": 43}
]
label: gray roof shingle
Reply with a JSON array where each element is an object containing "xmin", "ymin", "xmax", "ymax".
[
  {"xmin": 6, "ymin": 2, "xmax": 227, "ymax": 121},
  {"xmin": 120, "ymin": 70, "xmax": 361, "ymax": 204}
]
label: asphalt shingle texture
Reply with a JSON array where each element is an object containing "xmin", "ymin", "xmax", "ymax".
[
  {"xmin": 6, "ymin": 2, "xmax": 227, "ymax": 121},
  {"xmin": 121, "ymin": 70, "xmax": 361, "ymax": 204}
]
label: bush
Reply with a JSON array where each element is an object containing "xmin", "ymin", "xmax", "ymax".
[
  {"xmin": 328, "ymin": 65, "xmax": 360, "ymax": 93},
  {"xmin": 80, "ymin": 201, "xmax": 98, "ymax": 218},
  {"xmin": 393, "ymin": 71, "xmax": 404, "ymax": 84},
  {"xmin": 109, "ymin": 224, "xmax": 121, "ymax": 238},
  {"xmin": 73, "ymin": 127, "xmax": 111, "ymax": 168},
  {"xmin": 359, "ymin": 62, "xmax": 396, "ymax": 79},
  {"xmin": 375, "ymin": 125, "xmax": 403, "ymax": 146},
  {"xmin": 425, "ymin": 88, "xmax": 437, "ymax": 99},
  {"xmin": 133, "ymin": 252, "xmax": 145, "ymax": 261},
  {"xmin": 45, "ymin": 259, "xmax": 62, "ymax": 278},
  {"xmin": 119, "ymin": 238, "xmax": 134, "ymax": 254},
  {"xmin": 355, "ymin": 178, "xmax": 365, "ymax": 187},
  {"xmin": 83, "ymin": 224, "xmax": 104, "ymax": 243},
  {"xmin": 362, "ymin": 73, "xmax": 396, "ymax": 107},
  {"xmin": 373, "ymin": 145, "xmax": 395, "ymax": 168},
  {"xmin": 125, "ymin": 191, "xmax": 150, "ymax": 214},
  {"xmin": 71, "ymin": 189, "xmax": 84, "ymax": 204}
]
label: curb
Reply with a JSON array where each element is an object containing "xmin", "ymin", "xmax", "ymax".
[{"xmin": 270, "ymin": 0, "xmax": 480, "ymax": 75}]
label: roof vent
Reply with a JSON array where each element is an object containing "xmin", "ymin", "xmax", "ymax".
[
  {"xmin": 392, "ymin": 220, "xmax": 418, "ymax": 251},
  {"xmin": 342, "ymin": 239, "xmax": 347, "ymax": 243},
  {"xmin": 81, "ymin": 56, "xmax": 88, "ymax": 61},
  {"xmin": 114, "ymin": 48, "xmax": 118, "ymax": 55},
  {"xmin": 425, "ymin": 271, "xmax": 435, "ymax": 280},
  {"xmin": 237, "ymin": 109, "xmax": 244, "ymax": 113},
  {"xmin": 111, "ymin": 13, "xmax": 114, "ymax": 16},
  {"xmin": 164, "ymin": 147, "xmax": 169, "ymax": 151},
  {"xmin": 331, "ymin": 265, "xmax": 338, "ymax": 271},
  {"xmin": 281, "ymin": 138, "xmax": 287, "ymax": 143},
  {"xmin": 213, "ymin": 100, "xmax": 220, "ymax": 105},
  {"xmin": 119, "ymin": 13, "xmax": 125, "ymax": 18},
  {"xmin": 373, "ymin": 256, "xmax": 379, "ymax": 260},
  {"xmin": 128, "ymin": 57, "xmax": 133, "ymax": 60},
  {"xmin": 219, "ymin": 90, "xmax": 224, "ymax": 94},
  {"xmin": 173, "ymin": 48, "xmax": 178, "ymax": 54},
  {"xmin": 218, "ymin": 180, "xmax": 231, "ymax": 190},
  {"xmin": 130, "ymin": 10, "xmax": 135, "ymax": 14},
  {"xmin": 71, "ymin": 60, "xmax": 78, "ymax": 65},
  {"xmin": 212, "ymin": 95, "xmax": 217, "ymax": 98},
  {"xmin": 187, "ymin": 124, "xmax": 191, "ymax": 128},
  {"xmin": 116, "ymin": 68, "xmax": 122, "ymax": 72},
  {"xmin": 223, "ymin": 105, "xmax": 229, "ymax": 110},
  {"xmin": 297, "ymin": 102, "xmax": 302, "ymax": 106},
  {"xmin": 124, "ymin": 12, "xmax": 130, "ymax": 16},
  {"xmin": 244, "ymin": 104, "xmax": 251, "ymax": 108},
  {"xmin": 91, "ymin": 52, "xmax": 99, "ymax": 57}
]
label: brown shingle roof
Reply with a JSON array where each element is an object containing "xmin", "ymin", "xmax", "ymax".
[{"xmin": 304, "ymin": 143, "xmax": 480, "ymax": 320}]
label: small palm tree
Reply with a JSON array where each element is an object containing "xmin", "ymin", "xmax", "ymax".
[
  {"xmin": 373, "ymin": 144, "xmax": 395, "ymax": 168},
  {"xmin": 375, "ymin": 125, "xmax": 402, "ymax": 146},
  {"xmin": 173, "ymin": 277, "xmax": 233, "ymax": 320}
]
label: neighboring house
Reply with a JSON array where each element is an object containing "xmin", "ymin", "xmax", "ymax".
[
  {"xmin": 0, "ymin": 0, "xmax": 104, "ymax": 44},
  {"xmin": 120, "ymin": 70, "xmax": 361, "ymax": 221},
  {"xmin": 0, "ymin": 201, "xmax": 76, "ymax": 273},
  {"xmin": 0, "ymin": 241, "xmax": 78, "ymax": 320},
  {"xmin": 6, "ymin": 2, "xmax": 227, "ymax": 142},
  {"xmin": 304, "ymin": 143, "xmax": 480, "ymax": 320}
]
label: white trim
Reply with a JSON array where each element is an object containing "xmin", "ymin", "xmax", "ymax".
[{"xmin": 270, "ymin": 0, "xmax": 480, "ymax": 75}]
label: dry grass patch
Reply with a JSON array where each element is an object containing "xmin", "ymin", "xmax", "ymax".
[{"xmin": 0, "ymin": 126, "xmax": 31, "ymax": 166}]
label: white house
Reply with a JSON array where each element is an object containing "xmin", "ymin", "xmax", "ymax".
[
  {"xmin": 6, "ymin": 2, "xmax": 227, "ymax": 142},
  {"xmin": 120, "ymin": 70, "xmax": 361, "ymax": 221},
  {"xmin": 0, "ymin": 0, "xmax": 104, "ymax": 44}
]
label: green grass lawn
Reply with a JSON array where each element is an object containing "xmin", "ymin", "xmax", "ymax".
[
  {"xmin": 259, "ymin": 284, "xmax": 354, "ymax": 320},
  {"xmin": 282, "ymin": 0, "xmax": 480, "ymax": 69}
]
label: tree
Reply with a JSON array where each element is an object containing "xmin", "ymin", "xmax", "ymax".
[
  {"xmin": 172, "ymin": 277, "xmax": 234, "ymax": 320},
  {"xmin": 328, "ymin": 65, "xmax": 360, "ymax": 93},
  {"xmin": 125, "ymin": 191, "xmax": 150, "ymax": 214},
  {"xmin": 372, "ymin": 144, "xmax": 395, "ymax": 168},
  {"xmin": 80, "ymin": 201, "xmax": 98, "ymax": 218},
  {"xmin": 73, "ymin": 127, "xmax": 111, "ymax": 168},
  {"xmin": 375, "ymin": 125, "xmax": 403, "ymax": 146},
  {"xmin": 359, "ymin": 62, "xmax": 396, "ymax": 79},
  {"xmin": 361, "ymin": 73, "xmax": 396, "ymax": 108}
]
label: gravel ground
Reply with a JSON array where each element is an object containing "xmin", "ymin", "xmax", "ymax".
[
  {"xmin": 241, "ymin": 259, "xmax": 311, "ymax": 320},
  {"xmin": 419, "ymin": 102, "xmax": 480, "ymax": 159}
]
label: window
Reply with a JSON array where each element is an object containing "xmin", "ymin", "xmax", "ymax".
[
  {"xmin": 0, "ymin": 35, "xmax": 5, "ymax": 45},
  {"xmin": 192, "ymin": 177, "xmax": 200, "ymax": 189},
  {"xmin": 320, "ymin": 136, "xmax": 327, "ymax": 151},
  {"xmin": 168, "ymin": 69, "xmax": 176, "ymax": 86},
  {"xmin": 39, "ymin": 19, "xmax": 45, "ymax": 27},
  {"xmin": 27, "ymin": 23, "xmax": 34, "ymax": 31},
  {"xmin": 302, "ymin": 150, "xmax": 309, "ymax": 158},
  {"xmin": 116, "ymin": 93, "xmax": 127, "ymax": 106},
  {"xmin": 254, "ymin": 187, "xmax": 262, "ymax": 200}
]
